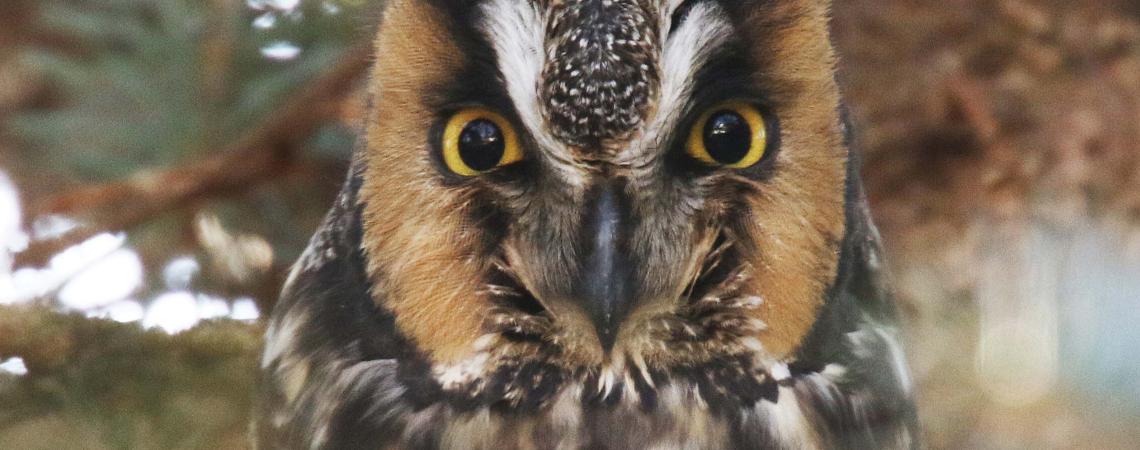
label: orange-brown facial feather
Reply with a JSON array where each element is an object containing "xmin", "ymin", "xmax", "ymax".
[
  {"xmin": 359, "ymin": 0, "xmax": 491, "ymax": 364},
  {"xmin": 616, "ymin": 0, "xmax": 848, "ymax": 362},
  {"xmin": 734, "ymin": 0, "xmax": 847, "ymax": 358}
]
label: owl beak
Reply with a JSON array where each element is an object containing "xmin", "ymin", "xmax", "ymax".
[{"xmin": 575, "ymin": 181, "xmax": 634, "ymax": 351}]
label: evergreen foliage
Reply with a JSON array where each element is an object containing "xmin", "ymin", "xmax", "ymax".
[
  {"xmin": 10, "ymin": 0, "xmax": 372, "ymax": 181},
  {"xmin": 0, "ymin": 3, "xmax": 379, "ymax": 447}
]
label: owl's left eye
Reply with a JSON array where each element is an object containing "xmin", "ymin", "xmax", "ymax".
[
  {"xmin": 442, "ymin": 108, "xmax": 523, "ymax": 176},
  {"xmin": 685, "ymin": 102, "xmax": 771, "ymax": 169}
]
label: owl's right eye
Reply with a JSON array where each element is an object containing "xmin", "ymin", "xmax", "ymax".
[
  {"xmin": 441, "ymin": 108, "xmax": 523, "ymax": 176},
  {"xmin": 685, "ymin": 101, "xmax": 771, "ymax": 169}
]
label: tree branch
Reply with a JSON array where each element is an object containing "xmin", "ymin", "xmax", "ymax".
[{"xmin": 14, "ymin": 44, "xmax": 372, "ymax": 268}]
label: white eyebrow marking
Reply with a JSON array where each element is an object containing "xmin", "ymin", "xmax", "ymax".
[
  {"xmin": 659, "ymin": 0, "xmax": 687, "ymax": 31},
  {"xmin": 621, "ymin": 1, "xmax": 734, "ymax": 172},
  {"xmin": 479, "ymin": 0, "xmax": 730, "ymax": 181},
  {"xmin": 480, "ymin": 0, "xmax": 586, "ymax": 187}
]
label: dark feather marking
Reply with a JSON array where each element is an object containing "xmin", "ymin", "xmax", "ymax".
[
  {"xmin": 542, "ymin": 0, "xmax": 660, "ymax": 148},
  {"xmin": 255, "ymin": 155, "xmax": 432, "ymax": 447}
]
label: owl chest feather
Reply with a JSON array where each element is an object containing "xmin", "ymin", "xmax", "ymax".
[
  {"xmin": 260, "ymin": 333, "xmax": 911, "ymax": 449},
  {"xmin": 310, "ymin": 365, "xmax": 840, "ymax": 450}
]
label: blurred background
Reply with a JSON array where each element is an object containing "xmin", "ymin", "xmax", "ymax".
[{"xmin": 0, "ymin": 0, "xmax": 1137, "ymax": 448}]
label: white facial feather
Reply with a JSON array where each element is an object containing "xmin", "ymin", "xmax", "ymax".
[
  {"xmin": 873, "ymin": 324, "xmax": 914, "ymax": 396},
  {"xmin": 622, "ymin": 2, "xmax": 734, "ymax": 171},
  {"xmin": 848, "ymin": 322, "xmax": 913, "ymax": 396},
  {"xmin": 763, "ymin": 385, "xmax": 823, "ymax": 450},
  {"xmin": 481, "ymin": 0, "xmax": 732, "ymax": 181},
  {"xmin": 480, "ymin": 0, "xmax": 586, "ymax": 187},
  {"xmin": 261, "ymin": 310, "xmax": 307, "ymax": 369}
]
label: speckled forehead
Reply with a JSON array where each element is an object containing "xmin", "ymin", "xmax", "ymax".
[
  {"xmin": 541, "ymin": 0, "xmax": 662, "ymax": 148},
  {"xmin": 479, "ymin": 0, "xmax": 730, "ymax": 163}
]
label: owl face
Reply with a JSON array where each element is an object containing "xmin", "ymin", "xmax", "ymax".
[{"xmin": 359, "ymin": 0, "xmax": 846, "ymax": 388}]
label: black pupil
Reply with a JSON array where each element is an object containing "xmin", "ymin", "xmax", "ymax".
[
  {"xmin": 458, "ymin": 119, "xmax": 506, "ymax": 171},
  {"xmin": 702, "ymin": 111, "xmax": 752, "ymax": 164}
]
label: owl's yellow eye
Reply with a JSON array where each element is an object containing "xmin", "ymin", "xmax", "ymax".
[
  {"xmin": 442, "ymin": 108, "xmax": 523, "ymax": 176},
  {"xmin": 686, "ymin": 102, "xmax": 769, "ymax": 169}
]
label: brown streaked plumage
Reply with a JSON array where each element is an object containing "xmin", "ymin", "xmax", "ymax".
[{"xmin": 256, "ymin": 0, "xmax": 918, "ymax": 448}]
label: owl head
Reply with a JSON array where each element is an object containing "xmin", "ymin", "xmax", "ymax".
[{"xmin": 358, "ymin": 0, "xmax": 847, "ymax": 401}]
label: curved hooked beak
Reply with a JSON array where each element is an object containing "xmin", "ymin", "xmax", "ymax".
[{"xmin": 573, "ymin": 181, "xmax": 635, "ymax": 351}]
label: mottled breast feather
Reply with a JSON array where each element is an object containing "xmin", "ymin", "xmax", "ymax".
[{"xmin": 541, "ymin": 0, "xmax": 660, "ymax": 149}]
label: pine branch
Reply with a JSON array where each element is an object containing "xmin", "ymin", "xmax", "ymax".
[
  {"xmin": 15, "ymin": 43, "xmax": 371, "ymax": 269},
  {"xmin": 0, "ymin": 304, "xmax": 261, "ymax": 447}
]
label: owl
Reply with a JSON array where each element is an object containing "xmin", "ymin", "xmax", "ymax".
[{"xmin": 255, "ymin": 0, "xmax": 918, "ymax": 448}]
